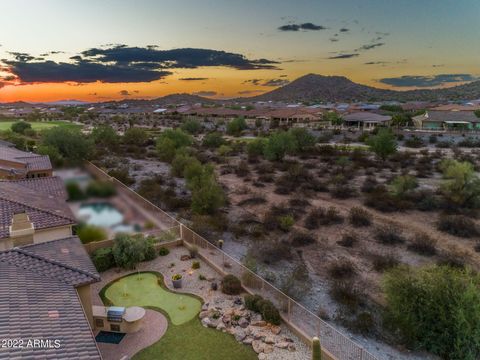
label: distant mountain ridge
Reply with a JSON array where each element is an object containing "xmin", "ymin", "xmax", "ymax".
[{"xmin": 245, "ymin": 74, "xmax": 480, "ymax": 103}]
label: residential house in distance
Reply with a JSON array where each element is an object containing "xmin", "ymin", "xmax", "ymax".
[
  {"xmin": 412, "ymin": 110, "xmax": 480, "ymax": 130},
  {"xmin": 0, "ymin": 235, "xmax": 101, "ymax": 359},
  {"xmin": 0, "ymin": 145, "xmax": 52, "ymax": 179},
  {"xmin": 0, "ymin": 176, "xmax": 75, "ymax": 250},
  {"xmin": 343, "ymin": 112, "xmax": 392, "ymax": 130}
]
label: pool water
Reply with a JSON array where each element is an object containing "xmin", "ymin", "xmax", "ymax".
[{"xmin": 78, "ymin": 202, "xmax": 135, "ymax": 232}]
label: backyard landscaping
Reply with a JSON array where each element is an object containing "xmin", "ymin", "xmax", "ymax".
[{"xmin": 103, "ymin": 272, "xmax": 201, "ymax": 325}]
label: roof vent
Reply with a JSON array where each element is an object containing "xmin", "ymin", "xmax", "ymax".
[
  {"xmin": 61, "ymin": 248, "xmax": 69, "ymax": 254},
  {"xmin": 9, "ymin": 212, "xmax": 35, "ymax": 242}
]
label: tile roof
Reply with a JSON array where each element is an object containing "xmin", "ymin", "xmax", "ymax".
[
  {"xmin": 0, "ymin": 246, "xmax": 99, "ymax": 287},
  {"xmin": 0, "ymin": 147, "xmax": 52, "ymax": 172},
  {"xmin": 0, "ymin": 179, "xmax": 75, "ymax": 239},
  {"xmin": 421, "ymin": 110, "xmax": 480, "ymax": 123},
  {"xmin": 0, "ymin": 262, "xmax": 101, "ymax": 359},
  {"xmin": 343, "ymin": 112, "xmax": 392, "ymax": 122},
  {"xmin": 21, "ymin": 236, "xmax": 99, "ymax": 277},
  {"xmin": 4, "ymin": 176, "xmax": 68, "ymax": 199}
]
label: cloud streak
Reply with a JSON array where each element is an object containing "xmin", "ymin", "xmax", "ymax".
[
  {"xmin": 379, "ymin": 74, "xmax": 478, "ymax": 87},
  {"xmin": 328, "ymin": 53, "xmax": 359, "ymax": 59},
  {"xmin": 278, "ymin": 22, "xmax": 326, "ymax": 31}
]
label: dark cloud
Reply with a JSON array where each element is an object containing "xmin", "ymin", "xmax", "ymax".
[
  {"xmin": 179, "ymin": 77, "xmax": 209, "ymax": 81},
  {"xmin": 79, "ymin": 45, "xmax": 278, "ymax": 70},
  {"xmin": 261, "ymin": 79, "xmax": 290, "ymax": 87},
  {"xmin": 243, "ymin": 78, "xmax": 289, "ymax": 86},
  {"xmin": 119, "ymin": 90, "xmax": 131, "ymax": 96},
  {"xmin": 356, "ymin": 42, "xmax": 385, "ymax": 51},
  {"xmin": 278, "ymin": 22, "xmax": 326, "ymax": 31},
  {"xmin": 339, "ymin": 28, "xmax": 349, "ymax": 32},
  {"xmin": 432, "ymin": 64, "xmax": 445, "ymax": 68},
  {"xmin": 192, "ymin": 91, "xmax": 217, "ymax": 97},
  {"xmin": 364, "ymin": 61, "xmax": 390, "ymax": 66},
  {"xmin": 1, "ymin": 45, "xmax": 278, "ymax": 84},
  {"xmin": 329, "ymin": 38, "xmax": 339, "ymax": 42},
  {"xmin": 379, "ymin": 74, "xmax": 478, "ymax": 87},
  {"xmin": 328, "ymin": 53, "xmax": 359, "ymax": 59}
]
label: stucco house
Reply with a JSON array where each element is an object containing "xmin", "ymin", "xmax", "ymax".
[
  {"xmin": 412, "ymin": 110, "xmax": 480, "ymax": 130},
  {"xmin": 0, "ymin": 177, "xmax": 75, "ymax": 250},
  {"xmin": 343, "ymin": 112, "xmax": 392, "ymax": 130},
  {"xmin": 0, "ymin": 145, "xmax": 52, "ymax": 179}
]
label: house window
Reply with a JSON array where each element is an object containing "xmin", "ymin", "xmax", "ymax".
[
  {"xmin": 110, "ymin": 324, "xmax": 121, "ymax": 332},
  {"xmin": 95, "ymin": 318, "xmax": 104, "ymax": 328}
]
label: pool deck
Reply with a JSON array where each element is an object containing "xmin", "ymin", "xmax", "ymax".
[{"xmin": 95, "ymin": 309, "xmax": 168, "ymax": 360}]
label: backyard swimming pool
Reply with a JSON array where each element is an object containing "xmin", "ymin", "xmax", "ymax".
[{"xmin": 78, "ymin": 202, "xmax": 136, "ymax": 232}]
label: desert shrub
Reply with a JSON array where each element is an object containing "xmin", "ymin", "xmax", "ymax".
[
  {"xmin": 112, "ymin": 233, "xmax": 151, "ymax": 270},
  {"xmin": 258, "ymin": 299, "xmax": 281, "ymax": 325},
  {"xmin": 437, "ymin": 214, "xmax": 478, "ymax": 238},
  {"xmin": 371, "ymin": 253, "xmax": 399, "ymax": 272},
  {"xmin": 237, "ymin": 196, "xmax": 267, "ymax": 206},
  {"xmin": 244, "ymin": 294, "xmax": 264, "ymax": 313},
  {"xmin": 278, "ymin": 215, "xmax": 295, "ymax": 232},
  {"xmin": 407, "ymin": 233, "xmax": 437, "ymax": 256},
  {"xmin": 331, "ymin": 184, "xmax": 356, "ymax": 199},
  {"xmin": 375, "ymin": 225, "xmax": 405, "ymax": 245},
  {"xmin": 226, "ymin": 117, "xmax": 247, "ymax": 136},
  {"xmin": 143, "ymin": 237, "xmax": 157, "ymax": 261},
  {"xmin": 91, "ymin": 247, "xmax": 115, "ymax": 272},
  {"xmin": 364, "ymin": 186, "xmax": 410, "ymax": 212},
  {"xmin": 361, "ymin": 176, "xmax": 378, "ymax": 193},
  {"xmin": 351, "ymin": 311, "xmax": 375, "ymax": 335},
  {"xmin": 349, "ymin": 207, "xmax": 372, "ymax": 227},
  {"xmin": 158, "ymin": 247, "xmax": 170, "ymax": 256},
  {"xmin": 192, "ymin": 261, "xmax": 200, "ymax": 269},
  {"xmin": 291, "ymin": 231, "xmax": 316, "ymax": 247},
  {"xmin": 236, "ymin": 160, "xmax": 250, "ymax": 177},
  {"xmin": 330, "ymin": 281, "xmax": 363, "ymax": 311},
  {"xmin": 258, "ymin": 240, "xmax": 292, "ymax": 264},
  {"xmin": 203, "ymin": 132, "xmax": 226, "ymax": 148},
  {"xmin": 66, "ymin": 182, "xmax": 85, "ymax": 201},
  {"xmin": 221, "ymin": 274, "xmax": 242, "ymax": 295},
  {"xmin": 437, "ymin": 246, "xmax": 467, "ymax": 269},
  {"xmin": 383, "ymin": 265, "xmax": 480, "ymax": 360},
  {"xmin": 86, "ymin": 181, "xmax": 116, "ymax": 198},
  {"xmin": 108, "ymin": 167, "xmax": 135, "ymax": 186},
  {"xmin": 77, "ymin": 225, "xmax": 107, "ymax": 244},
  {"xmin": 404, "ymin": 136, "xmax": 424, "ymax": 148},
  {"xmin": 328, "ymin": 259, "xmax": 356, "ymax": 280},
  {"xmin": 337, "ymin": 232, "xmax": 358, "ymax": 247}
]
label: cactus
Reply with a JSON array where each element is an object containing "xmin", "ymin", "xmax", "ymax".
[{"xmin": 312, "ymin": 336, "xmax": 322, "ymax": 360}]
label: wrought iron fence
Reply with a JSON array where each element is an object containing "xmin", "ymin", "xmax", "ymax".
[{"xmin": 85, "ymin": 161, "xmax": 378, "ymax": 360}]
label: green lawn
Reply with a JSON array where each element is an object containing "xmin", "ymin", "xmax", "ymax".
[
  {"xmin": 101, "ymin": 272, "xmax": 256, "ymax": 360},
  {"xmin": 0, "ymin": 120, "xmax": 81, "ymax": 131},
  {"xmin": 104, "ymin": 272, "xmax": 201, "ymax": 325}
]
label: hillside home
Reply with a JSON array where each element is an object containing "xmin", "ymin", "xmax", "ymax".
[
  {"xmin": 343, "ymin": 112, "xmax": 392, "ymax": 129},
  {"xmin": 412, "ymin": 110, "xmax": 480, "ymax": 130},
  {"xmin": 0, "ymin": 177, "xmax": 75, "ymax": 250},
  {"xmin": 0, "ymin": 145, "xmax": 52, "ymax": 179}
]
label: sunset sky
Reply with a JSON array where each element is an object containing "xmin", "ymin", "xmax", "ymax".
[{"xmin": 1, "ymin": 0, "xmax": 479, "ymax": 102}]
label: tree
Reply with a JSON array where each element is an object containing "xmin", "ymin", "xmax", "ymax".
[
  {"xmin": 226, "ymin": 117, "xmax": 247, "ymax": 136},
  {"xmin": 156, "ymin": 129, "xmax": 193, "ymax": 162},
  {"xmin": 181, "ymin": 119, "xmax": 202, "ymax": 134},
  {"xmin": 41, "ymin": 127, "xmax": 92, "ymax": 164},
  {"xmin": 367, "ymin": 128, "xmax": 397, "ymax": 161},
  {"xmin": 187, "ymin": 165, "xmax": 225, "ymax": 214},
  {"xmin": 202, "ymin": 132, "xmax": 225, "ymax": 148},
  {"xmin": 11, "ymin": 121, "xmax": 32, "ymax": 134},
  {"xmin": 289, "ymin": 128, "xmax": 316, "ymax": 152},
  {"xmin": 391, "ymin": 113, "xmax": 412, "ymax": 127},
  {"xmin": 383, "ymin": 265, "xmax": 480, "ymax": 360},
  {"xmin": 171, "ymin": 153, "xmax": 200, "ymax": 178},
  {"xmin": 112, "ymin": 233, "xmax": 148, "ymax": 269},
  {"xmin": 37, "ymin": 144, "xmax": 64, "ymax": 166},
  {"xmin": 263, "ymin": 131, "xmax": 297, "ymax": 161},
  {"xmin": 439, "ymin": 159, "xmax": 480, "ymax": 209},
  {"xmin": 390, "ymin": 175, "xmax": 418, "ymax": 197},
  {"xmin": 123, "ymin": 127, "xmax": 148, "ymax": 146},
  {"xmin": 324, "ymin": 112, "xmax": 343, "ymax": 127},
  {"xmin": 247, "ymin": 138, "xmax": 266, "ymax": 158},
  {"xmin": 91, "ymin": 125, "xmax": 119, "ymax": 148},
  {"xmin": 474, "ymin": 109, "xmax": 480, "ymax": 118}
]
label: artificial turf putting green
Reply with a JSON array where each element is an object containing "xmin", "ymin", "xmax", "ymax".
[
  {"xmin": 104, "ymin": 272, "xmax": 201, "ymax": 325},
  {"xmin": 0, "ymin": 120, "xmax": 81, "ymax": 131}
]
